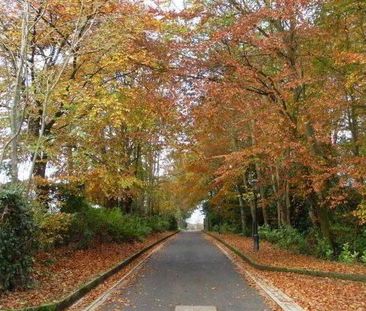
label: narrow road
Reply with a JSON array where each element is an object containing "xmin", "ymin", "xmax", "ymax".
[{"xmin": 98, "ymin": 232, "xmax": 270, "ymax": 311}]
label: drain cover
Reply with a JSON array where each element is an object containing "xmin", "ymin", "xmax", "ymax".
[{"xmin": 175, "ymin": 307, "xmax": 217, "ymax": 311}]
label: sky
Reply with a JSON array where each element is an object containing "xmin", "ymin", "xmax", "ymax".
[
  {"xmin": 147, "ymin": 0, "xmax": 186, "ymax": 11},
  {"xmin": 186, "ymin": 206, "xmax": 205, "ymax": 224},
  {"xmin": 168, "ymin": 0, "xmax": 186, "ymax": 11}
]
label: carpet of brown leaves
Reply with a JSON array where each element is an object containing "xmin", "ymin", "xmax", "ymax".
[
  {"xmin": 0, "ymin": 232, "xmax": 171, "ymax": 310},
  {"xmin": 211, "ymin": 233, "xmax": 366, "ymax": 311},
  {"xmin": 213, "ymin": 233, "xmax": 366, "ymax": 275}
]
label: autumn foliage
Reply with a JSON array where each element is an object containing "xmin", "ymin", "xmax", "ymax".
[
  {"xmin": 0, "ymin": 0, "xmax": 366, "ymax": 303},
  {"xmin": 165, "ymin": 0, "xmax": 366, "ymax": 258}
]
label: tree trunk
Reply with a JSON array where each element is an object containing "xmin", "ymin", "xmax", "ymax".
[
  {"xmin": 305, "ymin": 122, "xmax": 334, "ymax": 245},
  {"xmin": 243, "ymin": 173, "xmax": 257, "ymax": 232},
  {"xmin": 271, "ymin": 173, "xmax": 282, "ymax": 227},
  {"xmin": 8, "ymin": 1, "xmax": 30, "ymax": 183},
  {"xmin": 255, "ymin": 164, "xmax": 268, "ymax": 225},
  {"xmin": 236, "ymin": 185, "xmax": 247, "ymax": 235},
  {"xmin": 284, "ymin": 179, "xmax": 291, "ymax": 226}
]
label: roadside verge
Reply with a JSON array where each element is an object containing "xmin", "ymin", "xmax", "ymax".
[
  {"xmin": 205, "ymin": 232, "xmax": 366, "ymax": 283},
  {"xmin": 4, "ymin": 231, "xmax": 178, "ymax": 311}
]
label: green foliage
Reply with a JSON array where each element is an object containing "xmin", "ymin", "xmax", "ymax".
[
  {"xmin": 353, "ymin": 230, "xmax": 366, "ymax": 255},
  {"xmin": 211, "ymin": 224, "xmax": 219, "ymax": 232},
  {"xmin": 306, "ymin": 229, "xmax": 334, "ymax": 260},
  {"xmin": 219, "ymin": 222, "xmax": 239, "ymax": 233},
  {"xmin": 312, "ymin": 236, "xmax": 334, "ymax": 260},
  {"xmin": 259, "ymin": 226, "xmax": 307, "ymax": 254},
  {"xmin": 36, "ymin": 212, "xmax": 74, "ymax": 250},
  {"xmin": 71, "ymin": 208, "xmax": 148, "ymax": 246},
  {"xmin": 260, "ymin": 225, "xmax": 366, "ymax": 263},
  {"xmin": 0, "ymin": 186, "xmax": 37, "ymax": 291},
  {"xmin": 146, "ymin": 215, "xmax": 177, "ymax": 232},
  {"xmin": 330, "ymin": 223, "xmax": 366, "ymax": 260},
  {"xmin": 212, "ymin": 222, "xmax": 239, "ymax": 234},
  {"xmin": 54, "ymin": 183, "xmax": 89, "ymax": 213},
  {"xmin": 145, "ymin": 215, "xmax": 170, "ymax": 232},
  {"xmin": 338, "ymin": 243, "xmax": 359, "ymax": 263},
  {"xmin": 167, "ymin": 215, "xmax": 179, "ymax": 231},
  {"xmin": 361, "ymin": 250, "xmax": 366, "ymax": 264},
  {"xmin": 70, "ymin": 206, "xmax": 175, "ymax": 248}
]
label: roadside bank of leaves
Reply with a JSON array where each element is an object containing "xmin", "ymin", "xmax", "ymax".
[
  {"xmin": 212, "ymin": 233, "xmax": 366, "ymax": 275},
  {"xmin": 209, "ymin": 233, "xmax": 366, "ymax": 311},
  {"xmin": 0, "ymin": 232, "xmax": 172, "ymax": 310}
]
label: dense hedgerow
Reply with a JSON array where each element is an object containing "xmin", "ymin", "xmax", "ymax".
[
  {"xmin": 67, "ymin": 206, "xmax": 176, "ymax": 248},
  {"xmin": 212, "ymin": 223, "xmax": 240, "ymax": 234},
  {"xmin": 0, "ymin": 186, "xmax": 37, "ymax": 291},
  {"xmin": 259, "ymin": 225, "xmax": 366, "ymax": 262}
]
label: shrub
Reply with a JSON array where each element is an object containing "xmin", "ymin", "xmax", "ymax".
[
  {"xmin": 36, "ymin": 212, "xmax": 73, "ymax": 249},
  {"xmin": 212, "ymin": 224, "xmax": 220, "ymax": 232},
  {"xmin": 338, "ymin": 243, "xmax": 359, "ymax": 263},
  {"xmin": 259, "ymin": 225, "xmax": 307, "ymax": 254},
  {"xmin": 166, "ymin": 215, "xmax": 179, "ymax": 231},
  {"xmin": 146, "ymin": 215, "xmax": 177, "ymax": 232},
  {"xmin": 306, "ymin": 229, "xmax": 334, "ymax": 260},
  {"xmin": 361, "ymin": 250, "xmax": 366, "ymax": 264},
  {"xmin": 113, "ymin": 213, "xmax": 152, "ymax": 241},
  {"xmin": 313, "ymin": 236, "xmax": 334, "ymax": 260},
  {"xmin": 353, "ymin": 229, "xmax": 366, "ymax": 255},
  {"xmin": 70, "ymin": 207, "xmax": 156, "ymax": 247},
  {"xmin": 53, "ymin": 183, "xmax": 89, "ymax": 213},
  {"xmin": 210, "ymin": 222, "xmax": 238, "ymax": 233},
  {"xmin": 219, "ymin": 222, "xmax": 238, "ymax": 234},
  {"xmin": 0, "ymin": 186, "xmax": 37, "ymax": 291}
]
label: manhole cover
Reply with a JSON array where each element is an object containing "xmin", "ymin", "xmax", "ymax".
[{"xmin": 175, "ymin": 306, "xmax": 217, "ymax": 311}]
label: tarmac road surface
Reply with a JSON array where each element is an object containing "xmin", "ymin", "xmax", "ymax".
[{"xmin": 97, "ymin": 232, "xmax": 270, "ymax": 311}]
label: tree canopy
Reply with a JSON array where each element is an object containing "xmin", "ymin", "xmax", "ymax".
[{"xmin": 0, "ymin": 0, "xmax": 366, "ymax": 261}]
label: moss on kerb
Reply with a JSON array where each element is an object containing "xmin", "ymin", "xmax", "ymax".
[
  {"xmin": 205, "ymin": 232, "xmax": 366, "ymax": 283},
  {"xmin": 3, "ymin": 231, "xmax": 178, "ymax": 311}
]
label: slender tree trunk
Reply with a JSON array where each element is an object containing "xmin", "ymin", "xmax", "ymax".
[
  {"xmin": 236, "ymin": 185, "xmax": 247, "ymax": 235},
  {"xmin": 271, "ymin": 173, "xmax": 282, "ymax": 227},
  {"xmin": 8, "ymin": 1, "xmax": 30, "ymax": 183},
  {"xmin": 284, "ymin": 179, "xmax": 291, "ymax": 226},
  {"xmin": 249, "ymin": 120, "xmax": 268, "ymax": 225},
  {"xmin": 243, "ymin": 173, "xmax": 256, "ymax": 231},
  {"xmin": 255, "ymin": 165, "xmax": 268, "ymax": 226}
]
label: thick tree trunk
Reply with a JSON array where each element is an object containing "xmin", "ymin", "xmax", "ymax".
[
  {"xmin": 305, "ymin": 122, "xmax": 334, "ymax": 245},
  {"xmin": 318, "ymin": 204, "xmax": 332, "ymax": 244}
]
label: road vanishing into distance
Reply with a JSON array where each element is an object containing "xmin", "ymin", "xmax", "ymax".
[{"xmin": 96, "ymin": 232, "xmax": 270, "ymax": 311}]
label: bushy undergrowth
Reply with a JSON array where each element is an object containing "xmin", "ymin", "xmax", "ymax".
[
  {"xmin": 338, "ymin": 243, "xmax": 359, "ymax": 263},
  {"xmin": 32, "ymin": 202, "xmax": 74, "ymax": 250},
  {"xmin": 259, "ymin": 225, "xmax": 366, "ymax": 263},
  {"xmin": 0, "ymin": 183, "xmax": 176, "ymax": 292},
  {"xmin": 212, "ymin": 222, "xmax": 240, "ymax": 234},
  {"xmin": 0, "ymin": 186, "xmax": 37, "ymax": 291},
  {"xmin": 259, "ymin": 225, "xmax": 307, "ymax": 254},
  {"xmin": 34, "ymin": 199, "xmax": 177, "ymax": 249},
  {"xmin": 71, "ymin": 208, "xmax": 149, "ymax": 245},
  {"xmin": 68, "ymin": 206, "xmax": 176, "ymax": 248}
]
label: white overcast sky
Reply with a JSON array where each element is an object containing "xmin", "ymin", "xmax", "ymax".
[
  {"xmin": 148, "ymin": 0, "xmax": 187, "ymax": 11},
  {"xmin": 186, "ymin": 206, "xmax": 204, "ymax": 224}
]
